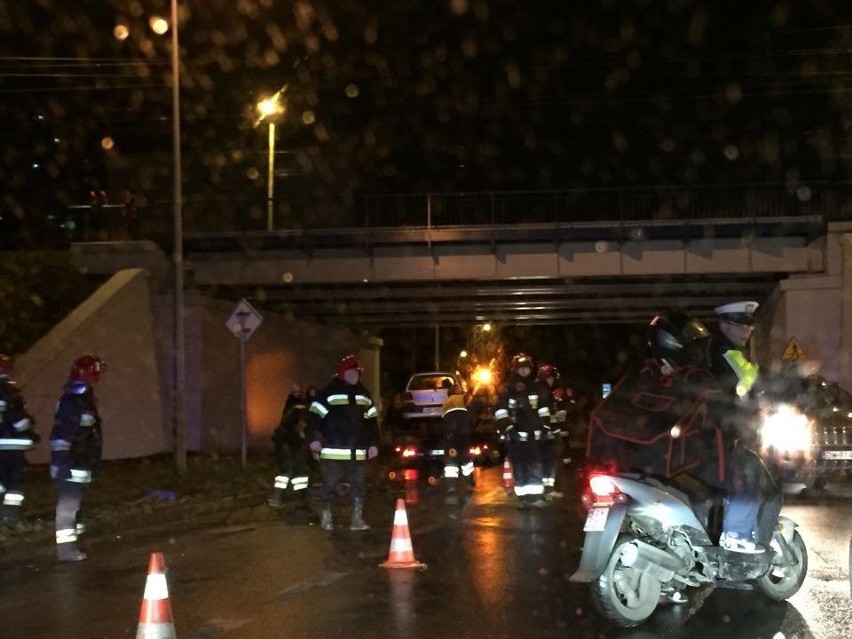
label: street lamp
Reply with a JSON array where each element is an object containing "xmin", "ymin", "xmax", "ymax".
[
  {"xmin": 148, "ymin": 2, "xmax": 186, "ymax": 474},
  {"xmin": 256, "ymin": 89, "xmax": 286, "ymax": 232}
]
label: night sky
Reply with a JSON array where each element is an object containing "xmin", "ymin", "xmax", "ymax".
[{"xmin": 1, "ymin": 0, "xmax": 850, "ymax": 237}]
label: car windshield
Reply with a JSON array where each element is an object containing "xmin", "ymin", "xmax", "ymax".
[{"xmin": 407, "ymin": 375, "xmax": 453, "ymax": 391}]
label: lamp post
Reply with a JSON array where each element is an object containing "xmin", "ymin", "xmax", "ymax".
[
  {"xmin": 150, "ymin": 4, "xmax": 186, "ymax": 474},
  {"xmin": 256, "ymin": 91, "xmax": 285, "ymax": 231},
  {"xmin": 170, "ymin": 0, "xmax": 187, "ymax": 475}
]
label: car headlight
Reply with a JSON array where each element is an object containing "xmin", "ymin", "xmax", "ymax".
[{"xmin": 759, "ymin": 403, "xmax": 813, "ymax": 454}]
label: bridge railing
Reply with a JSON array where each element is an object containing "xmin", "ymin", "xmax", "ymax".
[
  {"xmin": 66, "ymin": 183, "xmax": 850, "ymax": 241},
  {"xmin": 360, "ymin": 184, "xmax": 840, "ymax": 229}
]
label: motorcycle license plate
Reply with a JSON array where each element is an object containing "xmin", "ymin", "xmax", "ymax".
[{"xmin": 583, "ymin": 507, "xmax": 610, "ymax": 532}]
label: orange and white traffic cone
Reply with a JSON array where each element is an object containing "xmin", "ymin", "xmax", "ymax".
[
  {"xmin": 380, "ymin": 498, "xmax": 426, "ymax": 569},
  {"xmin": 502, "ymin": 457, "xmax": 514, "ymax": 491},
  {"xmin": 136, "ymin": 551, "xmax": 176, "ymax": 639}
]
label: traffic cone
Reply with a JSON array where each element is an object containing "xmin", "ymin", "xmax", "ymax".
[
  {"xmin": 136, "ymin": 552, "xmax": 176, "ymax": 639},
  {"xmin": 502, "ymin": 457, "xmax": 514, "ymax": 491},
  {"xmin": 380, "ymin": 498, "xmax": 426, "ymax": 569}
]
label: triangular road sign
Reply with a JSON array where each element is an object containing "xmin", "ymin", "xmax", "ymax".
[{"xmin": 782, "ymin": 337, "xmax": 806, "ymax": 361}]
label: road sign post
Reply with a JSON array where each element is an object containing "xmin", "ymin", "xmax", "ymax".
[{"xmin": 226, "ymin": 299, "xmax": 264, "ymax": 468}]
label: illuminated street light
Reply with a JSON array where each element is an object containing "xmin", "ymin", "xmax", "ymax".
[
  {"xmin": 482, "ymin": 322, "xmax": 493, "ymax": 332},
  {"xmin": 459, "ymin": 350, "xmax": 468, "ymax": 359},
  {"xmin": 256, "ymin": 88, "xmax": 286, "ymax": 232}
]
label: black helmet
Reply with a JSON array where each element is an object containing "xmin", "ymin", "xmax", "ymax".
[{"xmin": 647, "ymin": 312, "xmax": 710, "ymax": 368}]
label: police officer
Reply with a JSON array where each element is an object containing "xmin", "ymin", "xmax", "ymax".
[
  {"xmin": 494, "ymin": 354, "xmax": 551, "ymax": 508},
  {"xmin": 269, "ymin": 399, "xmax": 311, "ymax": 509},
  {"xmin": 0, "ymin": 355, "xmax": 39, "ymax": 525},
  {"xmin": 441, "ymin": 384, "xmax": 474, "ymax": 493},
  {"xmin": 710, "ymin": 301, "xmax": 780, "ymax": 554},
  {"xmin": 537, "ymin": 364, "xmax": 565, "ymax": 500},
  {"xmin": 307, "ymin": 354, "xmax": 379, "ymax": 531},
  {"xmin": 50, "ymin": 355, "xmax": 106, "ymax": 561}
]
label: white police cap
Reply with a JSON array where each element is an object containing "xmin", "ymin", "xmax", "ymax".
[{"xmin": 714, "ymin": 301, "xmax": 759, "ymax": 324}]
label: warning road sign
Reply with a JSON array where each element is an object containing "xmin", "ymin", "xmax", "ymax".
[
  {"xmin": 226, "ymin": 299, "xmax": 264, "ymax": 342},
  {"xmin": 782, "ymin": 337, "xmax": 807, "ymax": 361}
]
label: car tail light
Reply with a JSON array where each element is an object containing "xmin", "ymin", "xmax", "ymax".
[{"xmin": 398, "ymin": 446, "xmax": 417, "ymax": 458}]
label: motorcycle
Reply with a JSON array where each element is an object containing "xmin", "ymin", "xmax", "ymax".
[{"xmin": 569, "ymin": 466, "xmax": 808, "ymax": 628}]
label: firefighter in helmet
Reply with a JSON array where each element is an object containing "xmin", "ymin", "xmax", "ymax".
[
  {"xmin": 269, "ymin": 395, "xmax": 311, "ymax": 509},
  {"xmin": 441, "ymin": 381, "xmax": 474, "ymax": 494},
  {"xmin": 537, "ymin": 363, "xmax": 565, "ymax": 500},
  {"xmin": 306, "ymin": 354, "xmax": 380, "ymax": 531},
  {"xmin": 0, "ymin": 354, "xmax": 39, "ymax": 525},
  {"xmin": 50, "ymin": 355, "xmax": 106, "ymax": 561},
  {"xmin": 494, "ymin": 353, "xmax": 552, "ymax": 508}
]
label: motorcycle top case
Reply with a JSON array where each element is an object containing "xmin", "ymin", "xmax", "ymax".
[{"xmin": 586, "ymin": 360, "xmax": 716, "ymax": 478}]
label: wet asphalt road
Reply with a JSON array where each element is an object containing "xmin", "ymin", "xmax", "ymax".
[{"xmin": 1, "ymin": 466, "xmax": 850, "ymax": 639}]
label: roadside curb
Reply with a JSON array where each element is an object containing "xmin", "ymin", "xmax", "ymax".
[{"xmin": 0, "ymin": 488, "xmax": 269, "ymax": 565}]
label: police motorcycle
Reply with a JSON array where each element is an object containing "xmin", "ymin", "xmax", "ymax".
[{"xmin": 569, "ymin": 313, "xmax": 808, "ymax": 628}]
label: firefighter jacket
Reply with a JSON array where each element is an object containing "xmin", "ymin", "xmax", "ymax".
[
  {"xmin": 272, "ymin": 405, "xmax": 308, "ymax": 450},
  {"xmin": 494, "ymin": 374, "xmax": 552, "ymax": 442},
  {"xmin": 545, "ymin": 385, "xmax": 569, "ymax": 438},
  {"xmin": 49, "ymin": 381, "xmax": 103, "ymax": 483},
  {"xmin": 0, "ymin": 376, "xmax": 37, "ymax": 452},
  {"xmin": 306, "ymin": 378, "xmax": 379, "ymax": 461},
  {"xmin": 441, "ymin": 394, "xmax": 471, "ymax": 443}
]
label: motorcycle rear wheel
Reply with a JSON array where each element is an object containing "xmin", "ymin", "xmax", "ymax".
[
  {"xmin": 590, "ymin": 535, "xmax": 662, "ymax": 628},
  {"xmin": 754, "ymin": 530, "xmax": 808, "ymax": 600}
]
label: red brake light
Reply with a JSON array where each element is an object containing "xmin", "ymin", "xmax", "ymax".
[
  {"xmin": 584, "ymin": 473, "xmax": 627, "ymax": 508},
  {"xmin": 589, "ymin": 474, "xmax": 618, "ymax": 498}
]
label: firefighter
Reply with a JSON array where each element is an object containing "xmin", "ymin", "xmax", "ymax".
[
  {"xmin": 306, "ymin": 354, "xmax": 379, "ymax": 531},
  {"xmin": 494, "ymin": 353, "xmax": 552, "ymax": 508},
  {"xmin": 441, "ymin": 383, "xmax": 474, "ymax": 493},
  {"xmin": 50, "ymin": 355, "xmax": 106, "ymax": 561},
  {"xmin": 269, "ymin": 399, "xmax": 311, "ymax": 509},
  {"xmin": 283, "ymin": 383, "xmax": 305, "ymax": 413},
  {"xmin": 537, "ymin": 363, "xmax": 565, "ymax": 500},
  {"xmin": 0, "ymin": 354, "xmax": 39, "ymax": 525}
]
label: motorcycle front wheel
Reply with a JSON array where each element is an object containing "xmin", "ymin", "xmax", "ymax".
[
  {"xmin": 754, "ymin": 530, "xmax": 808, "ymax": 600},
  {"xmin": 590, "ymin": 535, "xmax": 662, "ymax": 628}
]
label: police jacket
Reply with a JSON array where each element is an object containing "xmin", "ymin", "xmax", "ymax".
[
  {"xmin": 0, "ymin": 376, "xmax": 37, "ymax": 452},
  {"xmin": 306, "ymin": 378, "xmax": 379, "ymax": 461},
  {"xmin": 49, "ymin": 381, "xmax": 103, "ymax": 483},
  {"xmin": 494, "ymin": 374, "xmax": 552, "ymax": 441},
  {"xmin": 441, "ymin": 394, "xmax": 471, "ymax": 444},
  {"xmin": 708, "ymin": 328, "xmax": 760, "ymax": 443},
  {"xmin": 272, "ymin": 405, "xmax": 308, "ymax": 450}
]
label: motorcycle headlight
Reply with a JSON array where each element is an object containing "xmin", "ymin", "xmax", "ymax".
[{"xmin": 759, "ymin": 403, "xmax": 813, "ymax": 454}]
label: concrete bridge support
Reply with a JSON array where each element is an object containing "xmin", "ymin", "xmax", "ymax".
[{"xmin": 756, "ymin": 222, "xmax": 852, "ymax": 392}]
